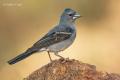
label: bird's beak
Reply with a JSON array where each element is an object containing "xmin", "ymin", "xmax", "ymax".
[{"xmin": 73, "ymin": 13, "xmax": 81, "ymax": 20}]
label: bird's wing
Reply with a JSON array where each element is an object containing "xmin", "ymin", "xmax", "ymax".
[{"xmin": 30, "ymin": 26, "xmax": 74, "ymax": 50}]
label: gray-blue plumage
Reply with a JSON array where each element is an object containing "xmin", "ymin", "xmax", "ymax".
[{"xmin": 8, "ymin": 8, "xmax": 81, "ymax": 65}]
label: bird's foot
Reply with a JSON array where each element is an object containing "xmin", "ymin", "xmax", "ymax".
[{"xmin": 60, "ymin": 57, "xmax": 70, "ymax": 63}]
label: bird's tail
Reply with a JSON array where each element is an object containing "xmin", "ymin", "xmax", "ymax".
[{"xmin": 8, "ymin": 49, "xmax": 37, "ymax": 65}]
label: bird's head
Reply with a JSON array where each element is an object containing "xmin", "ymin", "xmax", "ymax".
[{"xmin": 60, "ymin": 8, "xmax": 81, "ymax": 24}]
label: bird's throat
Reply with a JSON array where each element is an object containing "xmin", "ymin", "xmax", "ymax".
[{"xmin": 59, "ymin": 18, "xmax": 75, "ymax": 25}]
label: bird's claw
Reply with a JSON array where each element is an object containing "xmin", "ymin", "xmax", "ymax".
[{"xmin": 60, "ymin": 57, "xmax": 70, "ymax": 63}]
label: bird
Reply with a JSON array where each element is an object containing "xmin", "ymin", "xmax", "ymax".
[{"xmin": 8, "ymin": 8, "xmax": 81, "ymax": 65}]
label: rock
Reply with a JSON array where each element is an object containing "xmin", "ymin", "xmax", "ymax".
[{"xmin": 25, "ymin": 58, "xmax": 120, "ymax": 80}]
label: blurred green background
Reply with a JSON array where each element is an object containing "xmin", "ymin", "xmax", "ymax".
[{"xmin": 0, "ymin": 0, "xmax": 120, "ymax": 80}]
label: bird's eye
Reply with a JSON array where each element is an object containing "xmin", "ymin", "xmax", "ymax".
[{"xmin": 68, "ymin": 14, "xmax": 73, "ymax": 16}]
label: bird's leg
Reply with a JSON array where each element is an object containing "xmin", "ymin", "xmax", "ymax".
[
  {"xmin": 54, "ymin": 52, "xmax": 64, "ymax": 59},
  {"xmin": 54, "ymin": 52, "xmax": 68, "ymax": 63},
  {"xmin": 47, "ymin": 51, "xmax": 52, "ymax": 62}
]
